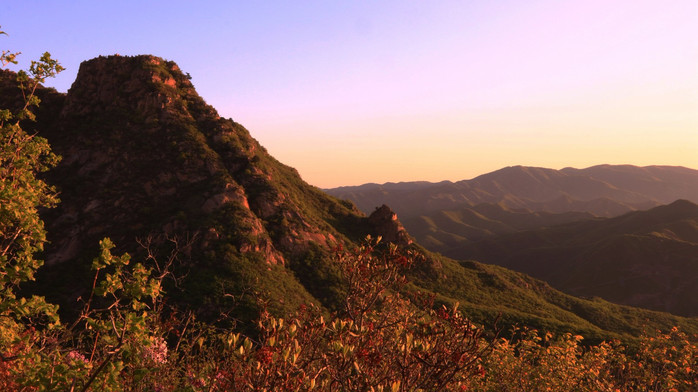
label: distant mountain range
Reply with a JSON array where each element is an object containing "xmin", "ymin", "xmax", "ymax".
[
  {"xmin": 327, "ymin": 167, "xmax": 698, "ymax": 316},
  {"xmin": 3, "ymin": 57, "xmax": 697, "ymax": 342},
  {"xmin": 326, "ymin": 165, "xmax": 698, "ymax": 219}
]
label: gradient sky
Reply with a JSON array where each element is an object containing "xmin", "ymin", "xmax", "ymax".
[{"xmin": 3, "ymin": 1, "xmax": 697, "ymax": 187}]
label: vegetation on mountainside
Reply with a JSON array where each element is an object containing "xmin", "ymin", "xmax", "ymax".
[
  {"xmin": 3, "ymin": 234, "xmax": 697, "ymax": 390},
  {"xmin": 407, "ymin": 254, "xmax": 698, "ymax": 344},
  {"xmin": 22, "ymin": 52, "xmax": 370, "ymax": 325},
  {"xmin": 2, "ymin": 30, "xmax": 697, "ymax": 390},
  {"xmin": 451, "ymin": 200, "xmax": 698, "ymax": 317},
  {"xmin": 0, "ymin": 27, "xmax": 63, "ymax": 362}
]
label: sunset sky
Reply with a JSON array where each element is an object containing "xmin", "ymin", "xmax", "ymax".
[{"xmin": 3, "ymin": 1, "xmax": 697, "ymax": 188}]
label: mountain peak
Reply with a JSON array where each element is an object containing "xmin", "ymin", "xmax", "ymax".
[
  {"xmin": 22, "ymin": 55, "xmax": 381, "ymax": 318},
  {"xmin": 61, "ymin": 55, "xmax": 205, "ymax": 123},
  {"xmin": 649, "ymin": 199, "xmax": 698, "ymax": 218}
]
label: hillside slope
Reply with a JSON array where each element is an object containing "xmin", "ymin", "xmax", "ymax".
[
  {"xmin": 12, "ymin": 57, "xmax": 371, "ymax": 319},
  {"xmin": 404, "ymin": 202, "xmax": 594, "ymax": 250},
  {"xmin": 452, "ymin": 200, "xmax": 698, "ymax": 316}
]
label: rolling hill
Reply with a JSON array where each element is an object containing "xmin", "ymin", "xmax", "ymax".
[
  {"xmin": 403, "ymin": 202, "xmax": 595, "ymax": 250},
  {"xmin": 449, "ymin": 200, "xmax": 698, "ymax": 317},
  {"xmin": 327, "ymin": 167, "xmax": 698, "ymax": 315}
]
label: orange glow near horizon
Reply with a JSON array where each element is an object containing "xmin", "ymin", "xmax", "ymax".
[{"xmin": 4, "ymin": 0, "xmax": 697, "ymax": 188}]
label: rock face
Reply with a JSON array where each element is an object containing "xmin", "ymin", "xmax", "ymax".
[
  {"xmin": 367, "ymin": 205, "xmax": 412, "ymax": 247},
  {"xmin": 4, "ymin": 55, "xmax": 372, "ymax": 317},
  {"xmin": 44, "ymin": 56, "xmax": 277, "ymax": 266}
]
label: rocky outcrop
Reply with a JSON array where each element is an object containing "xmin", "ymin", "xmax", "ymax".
[
  {"xmin": 367, "ymin": 205, "xmax": 413, "ymax": 247},
  {"xmin": 61, "ymin": 55, "xmax": 192, "ymax": 121},
  {"xmin": 35, "ymin": 55, "xmax": 363, "ymax": 271},
  {"xmin": 0, "ymin": 55, "xmax": 384, "ymax": 318}
]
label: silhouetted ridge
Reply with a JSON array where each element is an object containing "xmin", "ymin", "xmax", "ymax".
[
  {"xmin": 327, "ymin": 165, "xmax": 698, "ymax": 219},
  {"xmin": 652, "ymin": 199, "xmax": 698, "ymax": 216}
]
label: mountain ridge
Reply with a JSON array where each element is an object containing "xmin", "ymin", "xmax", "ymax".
[
  {"xmin": 3, "ymin": 55, "xmax": 697, "ymax": 341},
  {"xmin": 326, "ymin": 164, "xmax": 698, "ymax": 219},
  {"xmin": 325, "ymin": 164, "xmax": 698, "ymax": 266}
]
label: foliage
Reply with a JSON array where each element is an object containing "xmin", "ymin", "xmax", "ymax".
[
  {"xmin": 0, "ymin": 32, "xmax": 62, "ymax": 293},
  {"xmin": 470, "ymin": 326, "xmax": 697, "ymax": 391},
  {"xmin": 2, "ymin": 234, "xmax": 697, "ymax": 391},
  {"xmin": 0, "ymin": 26, "xmax": 64, "ymax": 389},
  {"xmin": 202, "ymin": 239, "xmax": 490, "ymax": 391},
  {"xmin": 3, "ymin": 238, "xmax": 168, "ymax": 391}
]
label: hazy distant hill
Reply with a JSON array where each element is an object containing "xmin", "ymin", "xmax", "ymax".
[
  {"xmin": 326, "ymin": 165, "xmax": 698, "ymax": 261},
  {"xmin": 340, "ymin": 163, "xmax": 698, "ymax": 317},
  {"xmin": 403, "ymin": 202, "xmax": 595, "ymax": 251},
  {"xmin": 3, "ymin": 58, "xmax": 697, "ymax": 341},
  {"xmin": 326, "ymin": 165, "xmax": 698, "ymax": 219},
  {"xmin": 450, "ymin": 200, "xmax": 698, "ymax": 317}
]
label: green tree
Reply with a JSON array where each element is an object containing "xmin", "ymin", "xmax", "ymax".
[
  {"xmin": 0, "ymin": 27, "xmax": 63, "ymax": 292},
  {"xmin": 0, "ymin": 26, "xmax": 64, "ymax": 387}
]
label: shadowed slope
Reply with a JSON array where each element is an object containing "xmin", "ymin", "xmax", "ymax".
[{"xmin": 453, "ymin": 200, "xmax": 698, "ymax": 316}]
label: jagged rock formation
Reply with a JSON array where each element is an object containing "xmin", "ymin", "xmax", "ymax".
[
  {"xmin": 12, "ymin": 55, "xmax": 371, "ymax": 317},
  {"xmin": 50, "ymin": 56, "xmax": 360, "ymax": 258},
  {"xmin": 367, "ymin": 205, "xmax": 412, "ymax": 247}
]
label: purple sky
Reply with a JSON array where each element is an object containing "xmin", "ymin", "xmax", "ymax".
[{"xmin": 3, "ymin": 0, "xmax": 697, "ymax": 187}]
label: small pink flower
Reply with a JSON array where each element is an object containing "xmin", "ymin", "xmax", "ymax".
[
  {"xmin": 143, "ymin": 336, "xmax": 168, "ymax": 364},
  {"xmin": 66, "ymin": 350, "xmax": 88, "ymax": 364}
]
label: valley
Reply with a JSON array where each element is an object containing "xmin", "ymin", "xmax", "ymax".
[{"xmin": 327, "ymin": 167, "xmax": 698, "ymax": 317}]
